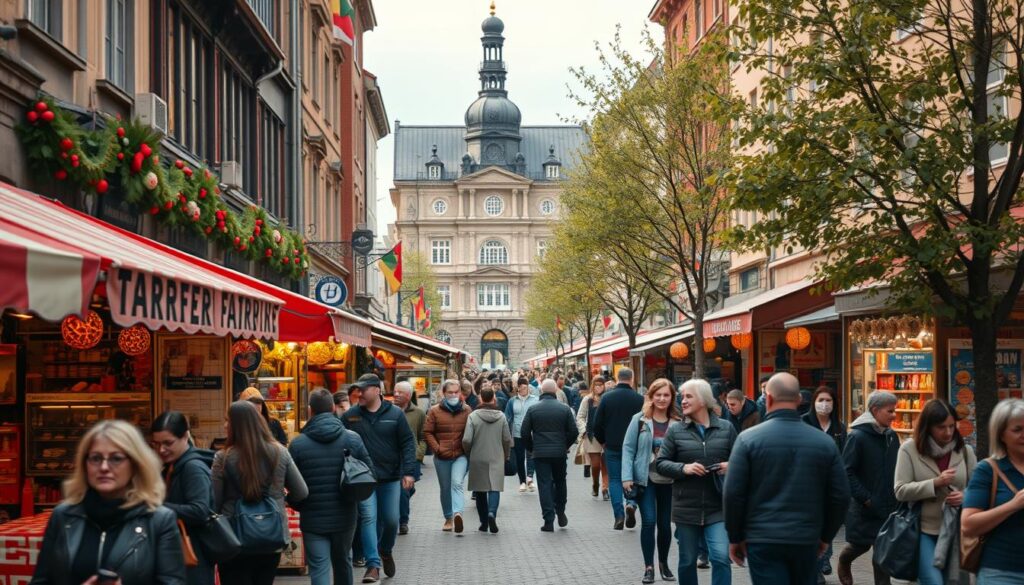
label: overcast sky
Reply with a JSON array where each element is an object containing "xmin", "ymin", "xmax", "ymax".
[{"xmin": 362, "ymin": 0, "xmax": 655, "ymax": 235}]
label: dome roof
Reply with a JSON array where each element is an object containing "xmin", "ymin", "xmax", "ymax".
[
  {"xmin": 481, "ymin": 15, "xmax": 504, "ymax": 34},
  {"xmin": 465, "ymin": 95, "xmax": 521, "ymax": 130}
]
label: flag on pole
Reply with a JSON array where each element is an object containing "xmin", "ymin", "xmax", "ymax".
[
  {"xmin": 414, "ymin": 287, "xmax": 427, "ymax": 323},
  {"xmin": 602, "ymin": 312, "xmax": 613, "ymax": 329},
  {"xmin": 331, "ymin": 0, "xmax": 355, "ymax": 46},
  {"xmin": 377, "ymin": 242, "xmax": 402, "ymax": 295},
  {"xmin": 423, "ymin": 308, "xmax": 432, "ymax": 331},
  {"xmin": 555, "ymin": 316, "xmax": 564, "ymax": 332}
]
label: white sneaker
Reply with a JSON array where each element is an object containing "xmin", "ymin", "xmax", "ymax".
[
  {"xmin": 519, "ymin": 483, "xmax": 527, "ymax": 493},
  {"xmin": 527, "ymin": 480, "xmax": 536, "ymax": 492}
]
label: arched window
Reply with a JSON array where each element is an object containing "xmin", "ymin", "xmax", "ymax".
[
  {"xmin": 479, "ymin": 240, "xmax": 509, "ymax": 265},
  {"xmin": 435, "ymin": 330, "xmax": 453, "ymax": 344},
  {"xmin": 536, "ymin": 239, "xmax": 548, "ymax": 259},
  {"xmin": 540, "ymin": 199, "xmax": 556, "ymax": 215},
  {"xmin": 484, "ymin": 195, "xmax": 504, "ymax": 216}
]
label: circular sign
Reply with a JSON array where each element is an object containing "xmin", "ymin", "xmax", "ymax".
[
  {"xmin": 231, "ymin": 340, "xmax": 263, "ymax": 374},
  {"xmin": 351, "ymin": 229, "xmax": 375, "ymax": 255},
  {"xmin": 315, "ymin": 276, "xmax": 348, "ymax": 307}
]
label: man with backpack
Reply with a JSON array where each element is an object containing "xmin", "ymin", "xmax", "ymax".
[{"xmin": 289, "ymin": 388, "xmax": 374, "ymax": 585}]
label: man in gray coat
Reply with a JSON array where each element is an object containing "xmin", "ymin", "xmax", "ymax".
[
  {"xmin": 463, "ymin": 388, "xmax": 513, "ymax": 533},
  {"xmin": 723, "ymin": 373, "xmax": 850, "ymax": 585}
]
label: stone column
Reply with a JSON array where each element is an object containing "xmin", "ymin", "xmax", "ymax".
[
  {"xmin": 522, "ymin": 188, "xmax": 530, "ymax": 219},
  {"xmin": 468, "ymin": 189, "xmax": 476, "ymax": 220},
  {"xmin": 458, "ymin": 188, "xmax": 465, "ymax": 218}
]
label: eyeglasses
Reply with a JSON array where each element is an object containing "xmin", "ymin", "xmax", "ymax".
[{"xmin": 86, "ymin": 453, "xmax": 129, "ymax": 468}]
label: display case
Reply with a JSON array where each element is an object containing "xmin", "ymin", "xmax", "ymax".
[
  {"xmin": 25, "ymin": 393, "xmax": 151, "ymax": 476},
  {"xmin": 860, "ymin": 349, "xmax": 935, "ymax": 435},
  {"xmin": 0, "ymin": 425, "xmax": 20, "ymax": 504}
]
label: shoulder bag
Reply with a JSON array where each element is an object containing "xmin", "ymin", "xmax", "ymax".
[
  {"xmin": 872, "ymin": 501, "xmax": 921, "ymax": 580},
  {"xmin": 227, "ymin": 463, "xmax": 287, "ymax": 554},
  {"xmin": 340, "ymin": 448, "xmax": 377, "ymax": 501},
  {"xmin": 961, "ymin": 458, "xmax": 1019, "ymax": 572},
  {"xmin": 195, "ymin": 512, "xmax": 241, "ymax": 563}
]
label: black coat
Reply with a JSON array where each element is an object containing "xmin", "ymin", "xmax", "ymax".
[
  {"xmin": 593, "ymin": 384, "xmax": 644, "ymax": 451},
  {"xmin": 724, "ymin": 410, "xmax": 850, "ymax": 546},
  {"xmin": 340, "ymin": 401, "xmax": 416, "ymax": 482},
  {"xmin": 802, "ymin": 411, "xmax": 848, "ymax": 454},
  {"xmin": 520, "ymin": 394, "xmax": 578, "ymax": 459},
  {"xmin": 163, "ymin": 447, "xmax": 215, "ymax": 585},
  {"xmin": 842, "ymin": 416, "xmax": 900, "ymax": 545},
  {"xmin": 655, "ymin": 415, "xmax": 737, "ymax": 525},
  {"xmin": 289, "ymin": 413, "xmax": 373, "ymax": 534},
  {"xmin": 31, "ymin": 502, "xmax": 185, "ymax": 585}
]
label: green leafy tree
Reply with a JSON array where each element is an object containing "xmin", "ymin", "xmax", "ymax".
[
  {"xmin": 730, "ymin": 0, "xmax": 1024, "ymax": 454},
  {"xmin": 566, "ymin": 28, "xmax": 734, "ymax": 378}
]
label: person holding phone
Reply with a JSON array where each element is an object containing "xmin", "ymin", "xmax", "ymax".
[
  {"xmin": 894, "ymin": 399, "xmax": 976, "ymax": 585},
  {"xmin": 31, "ymin": 420, "xmax": 186, "ymax": 585}
]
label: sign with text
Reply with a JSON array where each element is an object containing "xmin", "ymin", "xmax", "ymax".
[
  {"xmin": 703, "ymin": 313, "xmax": 752, "ymax": 338},
  {"xmin": 885, "ymin": 351, "xmax": 934, "ymax": 373},
  {"xmin": 108, "ymin": 267, "xmax": 280, "ymax": 340},
  {"xmin": 315, "ymin": 276, "xmax": 348, "ymax": 307}
]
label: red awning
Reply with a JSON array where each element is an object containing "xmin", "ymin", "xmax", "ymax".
[{"xmin": 702, "ymin": 279, "xmax": 831, "ymax": 337}]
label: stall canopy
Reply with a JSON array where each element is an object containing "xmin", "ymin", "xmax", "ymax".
[
  {"xmin": 630, "ymin": 323, "xmax": 695, "ymax": 355},
  {"xmin": 701, "ymin": 279, "xmax": 831, "ymax": 338},
  {"xmin": 592, "ymin": 325, "xmax": 693, "ymax": 362},
  {"xmin": 371, "ymin": 319, "xmax": 464, "ymax": 360},
  {"xmin": 783, "ymin": 304, "xmax": 838, "ymax": 329},
  {"xmin": 563, "ymin": 334, "xmax": 625, "ymax": 359}
]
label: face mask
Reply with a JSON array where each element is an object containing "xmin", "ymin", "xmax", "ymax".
[
  {"xmin": 815, "ymin": 402, "xmax": 833, "ymax": 415},
  {"xmin": 445, "ymin": 396, "xmax": 461, "ymax": 407}
]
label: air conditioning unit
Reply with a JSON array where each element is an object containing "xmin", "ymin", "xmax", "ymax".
[
  {"xmin": 133, "ymin": 93, "xmax": 168, "ymax": 134},
  {"xmin": 220, "ymin": 161, "xmax": 242, "ymax": 190}
]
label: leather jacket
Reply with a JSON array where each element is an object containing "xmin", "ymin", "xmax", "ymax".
[{"xmin": 30, "ymin": 501, "xmax": 185, "ymax": 585}]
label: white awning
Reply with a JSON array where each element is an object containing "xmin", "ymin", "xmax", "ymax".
[
  {"xmin": 630, "ymin": 325, "xmax": 695, "ymax": 355},
  {"xmin": 784, "ymin": 305, "xmax": 839, "ymax": 328}
]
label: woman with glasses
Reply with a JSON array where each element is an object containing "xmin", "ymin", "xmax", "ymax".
[
  {"xmin": 32, "ymin": 420, "xmax": 186, "ymax": 585},
  {"xmin": 152, "ymin": 411, "xmax": 216, "ymax": 585}
]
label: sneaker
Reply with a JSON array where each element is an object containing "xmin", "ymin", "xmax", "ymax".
[
  {"xmin": 602, "ymin": 489, "xmax": 610, "ymax": 501},
  {"xmin": 540, "ymin": 522, "xmax": 554, "ymax": 532},
  {"xmin": 479, "ymin": 523, "xmax": 488, "ymax": 532},
  {"xmin": 361, "ymin": 568, "xmax": 380, "ymax": 583},
  {"xmin": 625, "ymin": 504, "xmax": 637, "ymax": 528},
  {"xmin": 528, "ymin": 481, "xmax": 536, "ymax": 492},
  {"xmin": 614, "ymin": 518, "xmax": 624, "ymax": 530},
  {"xmin": 488, "ymin": 514, "xmax": 499, "ymax": 533},
  {"xmin": 381, "ymin": 554, "xmax": 396, "ymax": 578},
  {"xmin": 643, "ymin": 567, "xmax": 656, "ymax": 584},
  {"xmin": 822, "ymin": 560, "xmax": 832, "ymax": 576},
  {"xmin": 519, "ymin": 483, "xmax": 528, "ymax": 493},
  {"xmin": 659, "ymin": 562, "xmax": 675, "ymax": 581},
  {"xmin": 453, "ymin": 513, "xmax": 464, "ymax": 534},
  {"xmin": 442, "ymin": 519, "xmax": 453, "ymax": 532},
  {"xmin": 353, "ymin": 558, "xmax": 367, "ymax": 568},
  {"xmin": 557, "ymin": 512, "xmax": 568, "ymax": 528},
  {"xmin": 696, "ymin": 555, "xmax": 710, "ymax": 569},
  {"xmin": 398, "ymin": 524, "xmax": 409, "ymax": 536}
]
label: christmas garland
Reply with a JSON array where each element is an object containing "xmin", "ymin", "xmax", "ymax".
[{"xmin": 16, "ymin": 97, "xmax": 308, "ymax": 279}]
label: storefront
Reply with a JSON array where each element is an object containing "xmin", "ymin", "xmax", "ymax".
[
  {"xmin": 628, "ymin": 324, "xmax": 695, "ymax": 387},
  {"xmin": 369, "ymin": 319, "xmax": 465, "ymax": 404}
]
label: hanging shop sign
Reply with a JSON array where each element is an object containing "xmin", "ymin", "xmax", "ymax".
[
  {"xmin": 885, "ymin": 351, "xmax": 934, "ymax": 373},
  {"xmin": 703, "ymin": 313, "xmax": 752, "ymax": 338},
  {"xmin": 315, "ymin": 276, "xmax": 348, "ymax": 307},
  {"xmin": 107, "ymin": 267, "xmax": 280, "ymax": 340},
  {"xmin": 351, "ymin": 230, "xmax": 375, "ymax": 255}
]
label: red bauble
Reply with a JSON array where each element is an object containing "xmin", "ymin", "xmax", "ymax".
[
  {"xmin": 183, "ymin": 167, "xmax": 193, "ymax": 177},
  {"xmin": 239, "ymin": 244, "xmax": 247, "ymax": 251},
  {"xmin": 60, "ymin": 152, "xmax": 68, "ymax": 159},
  {"xmin": 254, "ymin": 226, "xmax": 261, "ymax": 236},
  {"xmin": 199, "ymin": 188, "xmax": 207, "ymax": 198},
  {"xmin": 26, "ymin": 111, "xmax": 38, "ymax": 123},
  {"xmin": 204, "ymin": 227, "xmax": 212, "ymax": 234},
  {"xmin": 149, "ymin": 206, "xmax": 159, "ymax": 215},
  {"xmin": 282, "ymin": 257, "xmax": 289, "ymax": 264},
  {"xmin": 233, "ymin": 236, "xmax": 241, "ymax": 246},
  {"xmin": 249, "ymin": 236, "xmax": 254, "ymax": 243},
  {"xmin": 163, "ymin": 201, "xmax": 173, "ymax": 210},
  {"xmin": 41, "ymin": 111, "xmax": 55, "ymax": 122},
  {"xmin": 175, "ymin": 160, "xmax": 184, "ymax": 169},
  {"xmin": 34, "ymin": 101, "xmax": 48, "ymax": 112},
  {"xmin": 265, "ymin": 248, "xmax": 273, "ymax": 258},
  {"xmin": 255, "ymin": 219, "xmax": 263, "ymax": 226},
  {"xmin": 54, "ymin": 169, "xmax": 67, "ymax": 180},
  {"xmin": 116, "ymin": 127, "xmax": 126, "ymax": 138},
  {"xmin": 204, "ymin": 170, "xmax": 211, "ymax": 180},
  {"xmin": 139, "ymin": 143, "xmax": 152, "ymax": 157},
  {"xmin": 59, "ymin": 138, "xmax": 73, "ymax": 151},
  {"xmin": 117, "ymin": 152, "xmax": 124, "ymax": 160},
  {"xmin": 95, "ymin": 179, "xmax": 108, "ymax": 193},
  {"xmin": 131, "ymin": 152, "xmax": 144, "ymax": 173}
]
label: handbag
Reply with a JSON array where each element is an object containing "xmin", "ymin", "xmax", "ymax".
[
  {"xmin": 961, "ymin": 458, "xmax": 1018, "ymax": 572},
  {"xmin": 227, "ymin": 468, "xmax": 287, "ymax": 554},
  {"xmin": 872, "ymin": 501, "xmax": 921, "ymax": 580},
  {"xmin": 194, "ymin": 513, "xmax": 241, "ymax": 564},
  {"xmin": 177, "ymin": 519, "xmax": 199, "ymax": 567},
  {"xmin": 340, "ymin": 448, "xmax": 377, "ymax": 501},
  {"xmin": 504, "ymin": 449, "xmax": 518, "ymax": 477}
]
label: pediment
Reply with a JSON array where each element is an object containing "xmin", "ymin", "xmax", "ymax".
[
  {"xmin": 456, "ymin": 165, "xmax": 532, "ymax": 185},
  {"xmin": 470, "ymin": 265, "xmax": 517, "ymax": 276}
]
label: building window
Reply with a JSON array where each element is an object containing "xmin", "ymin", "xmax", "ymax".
[
  {"xmin": 222, "ymin": 61, "xmax": 257, "ymax": 193},
  {"xmin": 163, "ymin": 3, "xmax": 215, "ymax": 161},
  {"xmin": 695, "ymin": 0, "xmax": 704, "ymax": 38},
  {"xmin": 739, "ymin": 267, "xmax": 759, "ymax": 292},
  {"xmin": 896, "ymin": 11, "xmax": 923, "ymax": 41},
  {"xmin": 105, "ymin": 0, "xmax": 132, "ymax": 90},
  {"xmin": 749, "ymin": 88, "xmax": 758, "ymax": 110},
  {"xmin": 713, "ymin": 0, "xmax": 722, "ymax": 20},
  {"xmin": 545, "ymin": 165, "xmax": 560, "ymax": 179},
  {"xmin": 261, "ymin": 104, "xmax": 286, "ymax": 217},
  {"xmin": 479, "ymin": 240, "xmax": 509, "ymax": 265},
  {"xmin": 536, "ymin": 239, "xmax": 548, "ymax": 259},
  {"xmin": 311, "ymin": 33, "xmax": 319, "ymax": 106},
  {"xmin": 435, "ymin": 329, "xmax": 453, "ymax": 344},
  {"xmin": 783, "ymin": 65, "xmax": 795, "ymax": 115},
  {"xmin": 428, "ymin": 165, "xmax": 441, "ymax": 179},
  {"xmin": 539, "ymin": 199, "xmax": 556, "ymax": 215},
  {"xmin": 431, "ymin": 239, "xmax": 451, "ymax": 265},
  {"xmin": 432, "ymin": 199, "xmax": 448, "ymax": 215},
  {"xmin": 477, "ymin": 283, "xmax": 511, "ymax": 310},
  {"xmin": 28, "ymin": 0, "xmax": 61, "ymax": 38},
  {"xmin": 484, "ymin": 195, "xmax": 504, "ymax": 216},
  {"xmin": 438, "ymin": 285, "xmax": 451, "ymax": 309},
  {"xmin": 987, "ymin": 43, "xmax": 1009, "ymax": 163}
]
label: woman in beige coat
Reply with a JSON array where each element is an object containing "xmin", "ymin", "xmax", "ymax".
[
  {"xmin": 463, "ymin": 388, "xmax": 513, "ymax": 533},
  {"xmin": 576, "ymin": 376, "xmax": 609, "ymax": 500},
  {"xmin": 893, "ymin": 399, "xmax": 976, "ymax": 585}
]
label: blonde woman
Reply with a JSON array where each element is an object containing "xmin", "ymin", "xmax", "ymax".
[
  {"xmin": 32, "ymin": 420, "xmax": 186, "ymax": 585},
  {"xmin": 577, "ymin": 376, "xmax": 610, "ymax": 499}
]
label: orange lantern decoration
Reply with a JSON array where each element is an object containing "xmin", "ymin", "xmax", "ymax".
[
  {"xmin": 669, "ymin": 342, "xmax": 689, "ymax": 360},
  {"xmin": 307, "ymin": 342, "xmax": 334, "ymax": 366},
  {"xmin": 786, "ymin": 327, "xmax": 812, "ymax": 350},
  {"xmin": 117, "ymin": 324, "xmax": 151, "ymax": 356},
  {"xmin": 61, "ymin": 311, "xmax": 104, "ymax": 350},
  {"xmin": 703, "ymin": 338, "xmax": 717, "ymax": 354},
  {"xmin": 730, "ymin": 332, "xmax": 753, "ymax": 350}
]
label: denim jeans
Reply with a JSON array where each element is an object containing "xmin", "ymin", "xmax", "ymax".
[
  {"xmin": 357, "ymin": 480, "xmax": 402, "ymax": 568},
  {"xmin": 399, "ymin": 461, "xmax": 421, "ymax": 525},
  {"xmin": 513, "ymin": 437, "xmax": 535, "ymax": 484},
  {"xmin": 915, "ymin": 533, "xmax": 944, "ymax": 585},
  {"xmin": 304, "ymin": 519, "xmax": 358, "ymax": 585},
  {"xmin": 434, "ymin": 456, "xmax": 468, "ymax": 519},
  {"xmin": 817, "ymin": 541, "xmax": 833, "ymax": 573},
  {"xmin": 978, "ymin": 567, "xmax": 1024, "ymax": 584},
  {"xmin": 638, "ymin": 482, "xmax": 673, "ymax": 566},
  {"xmin": 533, "ymin": 457, "xmax": 568, "ymax": 523},
  {"xmin": 746, "ymin": 542, "xmax": 819, "ymax": 585},
  {"xmin": 675, "ymin": 522, "xmax": 731, "ymax": 585},
  {"xmin": 604, "ymin": 448, "xmax": 634, "ymax": 521},
  {"xmin": 474, "ymin": 491, "xmax": 501, "ymax": 525}
]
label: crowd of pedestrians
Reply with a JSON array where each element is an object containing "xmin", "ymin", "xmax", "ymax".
[{"xmin": 27, "ymin": 364, "xmax": 1024, "ymax": 585}]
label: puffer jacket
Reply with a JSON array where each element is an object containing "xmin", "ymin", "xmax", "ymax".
[
  {"xmin": 520, "ymin": 394, "xmax": 578, "ymax": 458},
  {"xmin": 424, "ymin": 401, "xmax": 472, "ymax": 460},
  {"xmin": 655, "ymin": 415, "xmax": 737, "ymax": 525},
  {"xmin": 31, "ymin": 501, "xmax": 185, "ymax": 585},
  {"xmin": 843, "ymin": 411, "xmax": 900, "ymax": 545}
]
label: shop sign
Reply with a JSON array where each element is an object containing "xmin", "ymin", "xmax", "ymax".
[
  {"xmin": 703, "ymin": 313, "xmax": 752, "ymax": 338},
  {"xmin": 949, "ymin": 338, "xmax": 1024, "ymax": 447},
  {"xmin": 107, "ymin": 267, "xmax": 280, "ymax": 340},
  {"xmin": 315, "ymin": 276, "xmax": 348, "ymax": 307},
  {"xmin": 331, "ymin": 314, "xmax": 373, "ymax": 346},
  {"xmin": 886, "ymin": 351, "xmax": 933, "ymax": 372},
  {"xmin": 591, "ymin": 353, "xmax": 612, "ymax": 365},
  {"xmin": 351, "ymin": 230, "xmax": 375, "ymax": 255}
]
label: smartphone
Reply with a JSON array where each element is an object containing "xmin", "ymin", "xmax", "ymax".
[
  {"xmin": 97, "ymin": 569, "xmax": 119, "ymax": 585},
  {"xmin": 706, "ymin": 463, "xmax": 722, "ymax": 472}
]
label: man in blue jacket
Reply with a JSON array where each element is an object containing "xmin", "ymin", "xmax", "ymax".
[
  {"xmin": 290, "ymin": 389, "xmax": 374, "ymax": 585},
  {"xmin": 593, "ymin": 367, "xmax": 645, "ymax": 530},
  {"xmin": 341, "ymin": 374, "xmax": 416, "ymax": 583},
  {"xmin": 723, "ymin": 373, "xmax": 850, "ymax": 585}
]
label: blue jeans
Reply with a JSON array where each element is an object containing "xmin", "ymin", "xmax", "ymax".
[
  {"xmin": 746, "ymin": 542, "xmax": 818, "ymax": 585},
  {"xmin": 604, "ymin": 448, "xmax": 634, "ymax": 521},
  {"xmin": 357, "ymin": 480, "xmax": 401, "ymax": 568},
  {"xmin": 638, "ymin": 482, "xmax": 673, "ymax": 566},
  {"xmin": 917, "ymin": 533, "xmax": 944, "ymax": 585},
  {"xmin": 978, "ymin": 567, "xmax": 1024, "ymax": 584},
  {"xmin": 675, "ymin": 522, "xmax": 730, "ymax": 585},
  {"xmin": 399, "ymin": 461, "xmax": 421, "ymax": 525},
  {"xmin": 304, "ymin": 519, "xmax": 358, "ymax": 585},
  {"xmin": 512, "ymin": 437, "xmax": 535, "ymax": 484},
  {"xmin": 817, "ymin": 542, "xmax": 833, "ymax": 573},
  {"xmin": 434, "ymin": 456, "xmax": 468, "ymax": 519},
  {"xmin": 474, "ymin": 491, "xmax": 500, "ymax": 525}
]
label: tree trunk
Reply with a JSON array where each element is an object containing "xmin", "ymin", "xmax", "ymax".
[
  {"xmin": 693, "ymin": 316, "xmax": 706, "ymax": 380},
  {"xmin": 970, "ymin": 318, "xmax": 998, "ymax": 458}
]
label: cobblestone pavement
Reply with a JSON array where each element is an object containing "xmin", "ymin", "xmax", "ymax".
[{"xmin": 279, "ymin": 455, "xmax": 875, "ymax": 585}]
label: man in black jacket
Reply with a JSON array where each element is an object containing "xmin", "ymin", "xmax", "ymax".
[
  {"xmin": 521, "ymin": 379, "xmax": 578, "ymax": 532},
  {"xmin": 290, "ymin": 389, "xmax": 374, "ymax": 585},
  {"xmin": 723, "ymin": 373, "xmax": 851, "ymax": 585},
  {"xmin": 340, "ymin": 374, "xmax": 416, "ymax": 583},
  {"xmin": 593, "ymin": 367, "xmax": 644, "ymax": 529}
]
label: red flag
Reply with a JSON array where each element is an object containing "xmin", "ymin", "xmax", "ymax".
[
  {"xmin": 414, "ymin": 287, "xmax": 426, "ymax": 322},
  {"xmin": 602, "ymin": 313, "xmax": 613, "ymax": 329},
  {"xmin": 556, "ymin": 316, "xmax": 564, "ymax": 332}
]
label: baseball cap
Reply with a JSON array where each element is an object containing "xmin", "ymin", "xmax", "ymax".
[{"xmin": 353, "ymin": 373, "xmax": 383, "ymax": 390}]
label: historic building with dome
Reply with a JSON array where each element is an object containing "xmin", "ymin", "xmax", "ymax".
[{"xmin": 389, "ymin": 5, "xmax": 586, "ymax": 368}]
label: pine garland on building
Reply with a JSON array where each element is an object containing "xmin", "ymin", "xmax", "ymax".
[{"xmin": 17, "ymin": 97, "xmax": 309, "ymax": 279}]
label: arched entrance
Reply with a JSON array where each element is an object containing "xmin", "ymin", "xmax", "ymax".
[{"xmin": 480, "ymin": 329, "xmax": 508, "ymax": 369}]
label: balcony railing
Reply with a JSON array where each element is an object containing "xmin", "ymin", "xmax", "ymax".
[{"xmin": 246, "ymin": 0, "xmax": 278, "ymax": 42}]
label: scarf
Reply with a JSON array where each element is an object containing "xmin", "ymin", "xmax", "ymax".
[
  {"xmin": 83, "ymin": 487, "xmax": 129, "ymax": 529},
  {"xmin": 927, "ymin": 436, "xmax": 957, "ymax": 458},
  {"xmin": 851, "ymin": 411, "xmax": 887, "ymax": 435}
]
